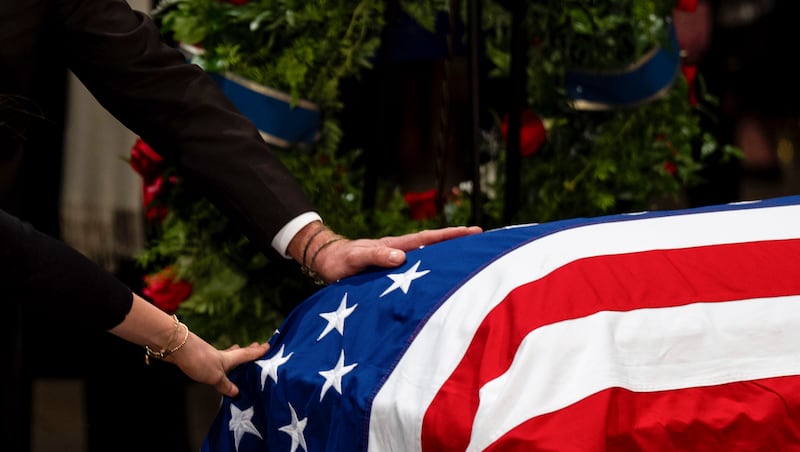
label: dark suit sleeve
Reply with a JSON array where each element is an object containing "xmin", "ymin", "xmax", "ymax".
[
  {"xmin": 53, "ymin": 0, "xmax": 315, "ymax": 253},
  {"xmin": 0, "ymin": 209, "xmax": 133, "ymax": 330}
]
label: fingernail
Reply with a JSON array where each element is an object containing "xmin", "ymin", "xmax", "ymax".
[{"xmin": 388, "ymin": 250, "xmax": 404, "ymax": 264}]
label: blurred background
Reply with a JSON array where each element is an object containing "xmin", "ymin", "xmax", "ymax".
[
  {"xmin": 3, "ymin": 0, "xmax": 800, "ymax": 450},
  {"xmin": 676, "ymin": 0, "xmax": 800, "ymax": 205}
]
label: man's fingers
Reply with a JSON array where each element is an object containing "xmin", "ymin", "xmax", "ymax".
[
  {"xmin": 364, "ymin": 248, "xmax": 405, "ymax": 270},
  {"xmin": 382, "ymin": 226, "xmax": 482, "ymax": 251},
  {"xmin": 315, "ymin": 226, "xmax": 482, "ymax": 282}
]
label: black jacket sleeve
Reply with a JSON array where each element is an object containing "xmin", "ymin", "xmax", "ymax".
[
  {"xmin": 0, "ymin": 209, "xmax": 133, "ymax": 331},
  {"xmin": 52, "ymin": 0, "xmax": 315, "ymax": 253}
]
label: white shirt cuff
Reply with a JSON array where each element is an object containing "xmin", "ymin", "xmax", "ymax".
[{"xmin": 271, "ymin": 212, "xmax": 323, "ymax": 259}]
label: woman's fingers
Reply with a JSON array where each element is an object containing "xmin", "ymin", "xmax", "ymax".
[
  {"xmin": 223, "ymin": 342, "xmax": 270, "ymax": 371},
  {"xmin": 216, "ymin": 375, "xmax": 239, "ymax": 397}
]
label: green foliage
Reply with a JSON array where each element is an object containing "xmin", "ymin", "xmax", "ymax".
[
  {"xmin": 142, "ymin": 0, "xmax": 438, "ymax": 346},
  {"xmin": 478, "ymin": 0, "xmax": 739, "ymax": 225},
  {"xmin": 139, "ymin": 0, "xmax": 739, "ymax": 347},
  {"xmin": 160, "ymin": 0, "xmax": 385, "ymax": 110},
  {"xmin": 514, "ymin": 84, "xmax": 706, "ymax": 223}
]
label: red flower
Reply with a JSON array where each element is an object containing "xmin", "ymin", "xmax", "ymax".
[
  {"xmin": 655, "ymin": 134, "xmax": 678, "ymax": 176},
  {"xmin": 142, "ymin": 267, "xmax": 192, "ymax": 314},
  {"xmin": 130, "ymin": 138, "xmax": 175, "ymax": 221},
  {"xmin": 130, "ymin": 138, "xmax": 164, "ymax": 182},
  {"xmin": 404, "ymin": 189, "xmax": 438, "ymax": 220},
  {"xmin": 142, "ymin": 175, "xmax": 172, "ymax": 221},
  {"xmin": 674, "ymin": 0, "xmax": 697, "ymax": 12},
  {"xmin": 681, "ymin": 64, "xmax": 698, "ymax": 107},
  {"xmin": 501, "ymin": 110, "xmax": 547, "ymax": 158}
]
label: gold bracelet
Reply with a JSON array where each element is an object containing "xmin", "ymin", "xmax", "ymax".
[
  {"xmin": 144, "ymin": 317, "xmax": 190, "ymax": 365},
  {"xmin": 303, "ymin": 236, "xmax": 345, "ymax": 286},
  {"xmin": 301, "ymin": 224, "xmax": 328, "ymax": 269}
]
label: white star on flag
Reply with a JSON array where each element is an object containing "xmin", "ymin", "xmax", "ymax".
[
  {"xmin": 379, "ymin": 260, "xmax": 430, "ymax": 297},
  {"xmin": 229, "ymin": 404, "xmax": 262, "ymax": 451},
  {"xmin": 255, "ymin": 344, "xmax": 293, "ymax": 389},
  {"xmin": 317, "ymin": 293, "xmax": 357, "ymax": 341},
  {"xmin": 278, "ymin": 402, "xmax": 308, "ymax": 452},
  {"xmin": 319, "ymin": 349, "xmax": 358, "ymax": 401}
]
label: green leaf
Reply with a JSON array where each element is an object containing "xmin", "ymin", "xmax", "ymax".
[{"xmin": 569, "ymin": 8, "xmax": 593, "ymax": 34}]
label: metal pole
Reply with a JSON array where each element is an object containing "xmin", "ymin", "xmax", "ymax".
[
  {"xmin": 362, "ymin": 0, "xmax": 402, "ymax": 212},
  {"xmin": 504, "ymin": 0, "xmax": 527, "ymax": 224},
  {"xmin": 466, "ymin": 0, "xmax": 483, "ymax": 226}
]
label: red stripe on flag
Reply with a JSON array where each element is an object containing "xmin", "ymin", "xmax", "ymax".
[
  {"xmin": 483, "ymin": 376, "xmax": 800, "ymax": 451},
  {"xmin": 422, "ymin": 239, "xmax": 800, "ymax": 450}
]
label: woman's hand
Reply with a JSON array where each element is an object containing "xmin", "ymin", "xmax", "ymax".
[
  {"xmin": 166, "ymin": 335, "xmax": 269, "ymax": 397},
  {"xmin": 110, "ymin": 293, "xmax": 270, "ymax": 397}
]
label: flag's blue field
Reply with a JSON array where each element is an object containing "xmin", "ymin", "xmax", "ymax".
[{"xmin": 204, "ymin": 196, "xmax": 800, "ymax": 452}]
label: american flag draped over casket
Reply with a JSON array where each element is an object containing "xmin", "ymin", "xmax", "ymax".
[{"xmin": 203, "ymin": 196, "xmax": 800, "ymax": 452}]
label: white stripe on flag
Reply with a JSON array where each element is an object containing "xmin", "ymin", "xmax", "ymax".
[
  {"xmin": 466, "ymin": 295, "xmax": 800, "ymax": 451},
  {"xmin": 369, "ymin": 203, "xmax": 800, "ymax": 451}
]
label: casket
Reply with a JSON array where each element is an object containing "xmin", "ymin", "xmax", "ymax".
[{"xmin": 203, "ymin": 195, "xmax": 800, "ymax": 451}]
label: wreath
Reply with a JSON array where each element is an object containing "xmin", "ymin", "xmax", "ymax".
[{"xmin": 130, "ymin": 0, "xmax": 739, "ymax": 347}]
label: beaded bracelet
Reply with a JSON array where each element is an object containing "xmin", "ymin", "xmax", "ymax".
[
  {"xmin": 144, "ymin": 315, "xmax": 190, "ymax": 365},
  {"xmin": 301, "ymin": 236, "xmax": 345, "ymax": 286},
  {"xmin": 301, "ymin": 224, "xmax": 328, "ymax": 269}
]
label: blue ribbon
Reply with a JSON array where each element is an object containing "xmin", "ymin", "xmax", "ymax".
[
  {"xmin": 210, "ymin": 72, "xmax": 321, "ymax": 148},
  {"xmin": 565, "ymin": 27, "xmax": 681, "ymax": 110},
  {"xmin": 179, "ymin": 44, "xmax": 320, "ymax": 148}
]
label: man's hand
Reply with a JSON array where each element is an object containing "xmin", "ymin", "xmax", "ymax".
[{"xmin": 289, "ymin": 222, "xmax": 482, "ymax": 284}]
